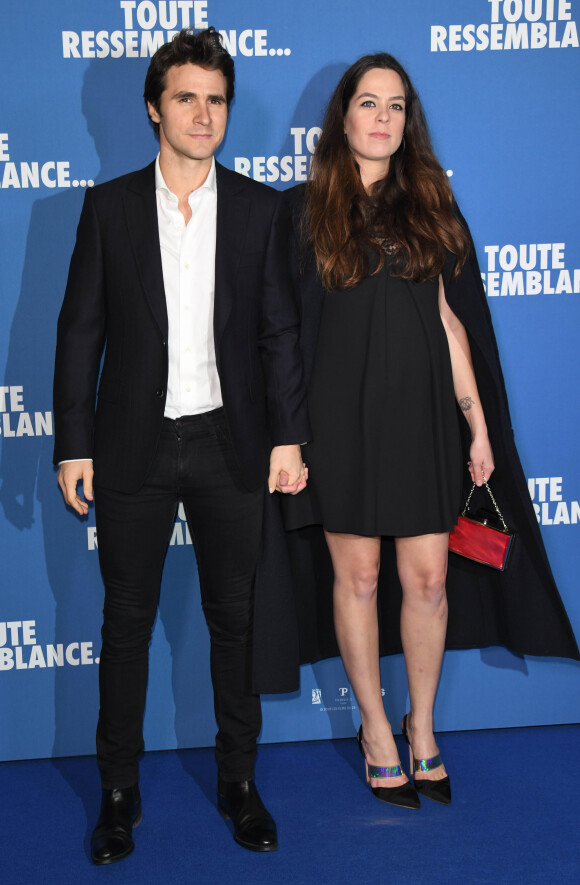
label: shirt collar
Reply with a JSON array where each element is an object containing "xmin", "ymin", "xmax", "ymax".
[{"xmin": 154, "ymin": 155, "xmax": 217, "ymax": 201}]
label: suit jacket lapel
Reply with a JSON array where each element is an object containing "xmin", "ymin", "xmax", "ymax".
[
  {"xmin": 120, "ymin": 161, "xmax": 250, "ymax": 345},
  {"xmin": 214, "ymin": 163, "xmax": 250, "ymax": 347},
  {"xmin": 123, "ymin": 162, "xmax": 168, "ymax": 339}
]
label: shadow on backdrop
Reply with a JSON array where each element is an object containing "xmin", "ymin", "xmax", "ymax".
[
  {"xmin": 0, "ymin": 57, "xmax": 158, "ymax": 809},
  {"xmin": 276, "ymin": 62, "xmax": 347, "ymax": 190}
]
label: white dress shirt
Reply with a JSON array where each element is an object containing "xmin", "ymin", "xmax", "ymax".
[{"xmin": 155, "ymin": 155, "xmax": 223, "ymax": 419}]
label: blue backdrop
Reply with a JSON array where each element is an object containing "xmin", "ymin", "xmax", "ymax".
[{"xmin": 1, "ymin": 0, "xmax": 579, "ymax": 763}]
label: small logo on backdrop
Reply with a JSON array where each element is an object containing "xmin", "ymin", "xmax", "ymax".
[
  {"xmin": 311, "ymin": 685, "xmax": 357, "ymax": 713},
  {"xmin": 0, "ymin": 619, "xmax": 98, "ymax": 671},
  {"xmin": 62, "ymin": 2, "xmax": 292, "ymax": 60},
  {"xmin": 0, "ymin": 386, "xmax": 52, "ymax": 438},
  {"xmin": 528, "ymin": 476, "xmax": 580, "ymax": 526},
  {"xmin": 431, "ymin": 0, "xmax": 579, "ymax": 53},
  {"xmin": 481, "ymin": 242, "xmax": 580, "ymax": 297},
  {"xmin": 234, "ymin": 126, "xmax": 322, "ymax": 186}
]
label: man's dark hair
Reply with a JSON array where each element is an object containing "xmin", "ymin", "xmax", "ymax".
[{"xmin": 144, "ymin": 27, "xmax": 235, "ymax": 135}]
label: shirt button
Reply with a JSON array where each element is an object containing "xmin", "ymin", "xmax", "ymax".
[
  {"xmin": 184, "ymin": 264, "xmax": 190, "ymax": 270},
  {"xmin": 155, "ymin": 388, "xmax": 165, "ymax": 398}
]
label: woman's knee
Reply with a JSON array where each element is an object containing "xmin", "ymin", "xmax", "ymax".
[
  {"xmin": 404, "ymin": 568, "xmax": 447, "ymax": 608},
  {"xmin": 336, "ymin": 563, "xmax": 380, "ymax": 602}
]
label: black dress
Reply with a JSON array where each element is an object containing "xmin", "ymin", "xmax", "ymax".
[
  {"xmin": 247, "ymin": 190, "xmax": 578, "ymax": 695},
  {"xmin": 284, "ymin": 265, "xmax": 462, "ymax": 537}
]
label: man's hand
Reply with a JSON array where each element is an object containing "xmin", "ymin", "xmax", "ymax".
[
  {"xmin": 268, "ymin": 444, "xmax": 307, "ymax": 495},
  {"xmin": 57, "ymin": 460, "xmax": 94, "ymax": 516}
]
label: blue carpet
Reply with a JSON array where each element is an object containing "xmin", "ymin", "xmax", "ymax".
[{"xmin": 2, "ymin": 726, "xmax": 579, "ymax": 884}]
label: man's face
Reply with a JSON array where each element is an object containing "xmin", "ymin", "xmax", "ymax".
[{"xmin": 147, "ymin": 63, "xmax": 228, "ymax": 164}]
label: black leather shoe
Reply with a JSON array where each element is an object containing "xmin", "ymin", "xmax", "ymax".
[
  {"xmin": 217, "ymin": 778, "xmax": 278, "ymax": 852},
  {"xmin": 90, "ymin": 785, "xmax": 142, "ymax": 865}
]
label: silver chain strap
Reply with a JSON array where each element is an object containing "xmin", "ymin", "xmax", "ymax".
[{"xmin": 462, "ymin": 479, "xmax": 508, "ymax": 533}]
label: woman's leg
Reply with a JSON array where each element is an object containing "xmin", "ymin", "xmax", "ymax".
[
  {"xmin": 395, "ymin": 532, "xmax": 449, "ymax": 781},
  {"xmin": 325, "ymin": 531, "xmax": 408, "ymax": 787}
]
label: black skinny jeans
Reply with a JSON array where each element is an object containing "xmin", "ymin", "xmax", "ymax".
[{"xmin": 94, "ymin": 408, "xmax": 263, "ymax": 789}]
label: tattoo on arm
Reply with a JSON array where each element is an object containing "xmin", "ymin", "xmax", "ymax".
[{"xmin": 459, "ymin": 396, "xmax": 475, "ymax": 412}]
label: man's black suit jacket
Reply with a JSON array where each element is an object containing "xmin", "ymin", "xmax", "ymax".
[{"xmin": 53, "ymin": 161, "xmax": 310, "ymax": 492}]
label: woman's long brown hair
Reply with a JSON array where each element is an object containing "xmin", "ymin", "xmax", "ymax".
[{"xmin": 305, "ymin": 53, "xmax": 470, "ymax": 289}]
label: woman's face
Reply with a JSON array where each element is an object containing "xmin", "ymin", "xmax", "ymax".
[{"xmin": 343, "ymin": 67, "xmax": 406, "ymax": 189}]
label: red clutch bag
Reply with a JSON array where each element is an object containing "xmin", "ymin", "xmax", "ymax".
[{"xmin": 448, "ymin": 480, "xmax": 514, "ymax": 571}]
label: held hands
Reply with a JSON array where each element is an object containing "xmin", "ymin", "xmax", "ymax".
[
  {"xmin": 268, "ymin": 444, "xmax": 308, "ymax": 495},
  {"xmin": 467, "ymin": 435, "xmax": 495, "ymax": 487},
  {"xmin": 57, "ymin": 459, "xmax": 94, "ymax": 516}
]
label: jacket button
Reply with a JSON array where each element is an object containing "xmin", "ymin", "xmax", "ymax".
[{"xmin": 155, "ymin": 388, "xmax": 165, "ymax": 398}]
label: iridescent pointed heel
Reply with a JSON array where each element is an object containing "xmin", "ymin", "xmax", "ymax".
[
  {"xmin": 356, "ymin": 726, "xmax": 420, "ymax": 810},
  {"xmin": 401, "ymin": 713, "xmax": 451, "ymax": 806}
]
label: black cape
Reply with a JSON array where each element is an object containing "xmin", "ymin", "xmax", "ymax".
[{"xmin": 251, "ymin": 187, "xmax": 579, "ymax": 694}]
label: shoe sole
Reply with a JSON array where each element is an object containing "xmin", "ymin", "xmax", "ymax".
[
  {"xmin": 92, "ymin": 842, "xmax": 135, "ymax": 866},
  {"xmin": 233, "ymin": 834, "xmax": 278, "ymax": 853},
  {"xmin": 413, "ymin": 784, "xmax": 452, "ymax": 805}
]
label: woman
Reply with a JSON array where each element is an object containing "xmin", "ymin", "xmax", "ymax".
[{"xmin": 283, "ymin": 53, "xmax": 578, "ymax": 809}]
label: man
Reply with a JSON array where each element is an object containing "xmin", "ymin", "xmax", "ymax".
[{"xmin": 53, "ymin": 28, "xmax": 309, "ymax": 864}]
